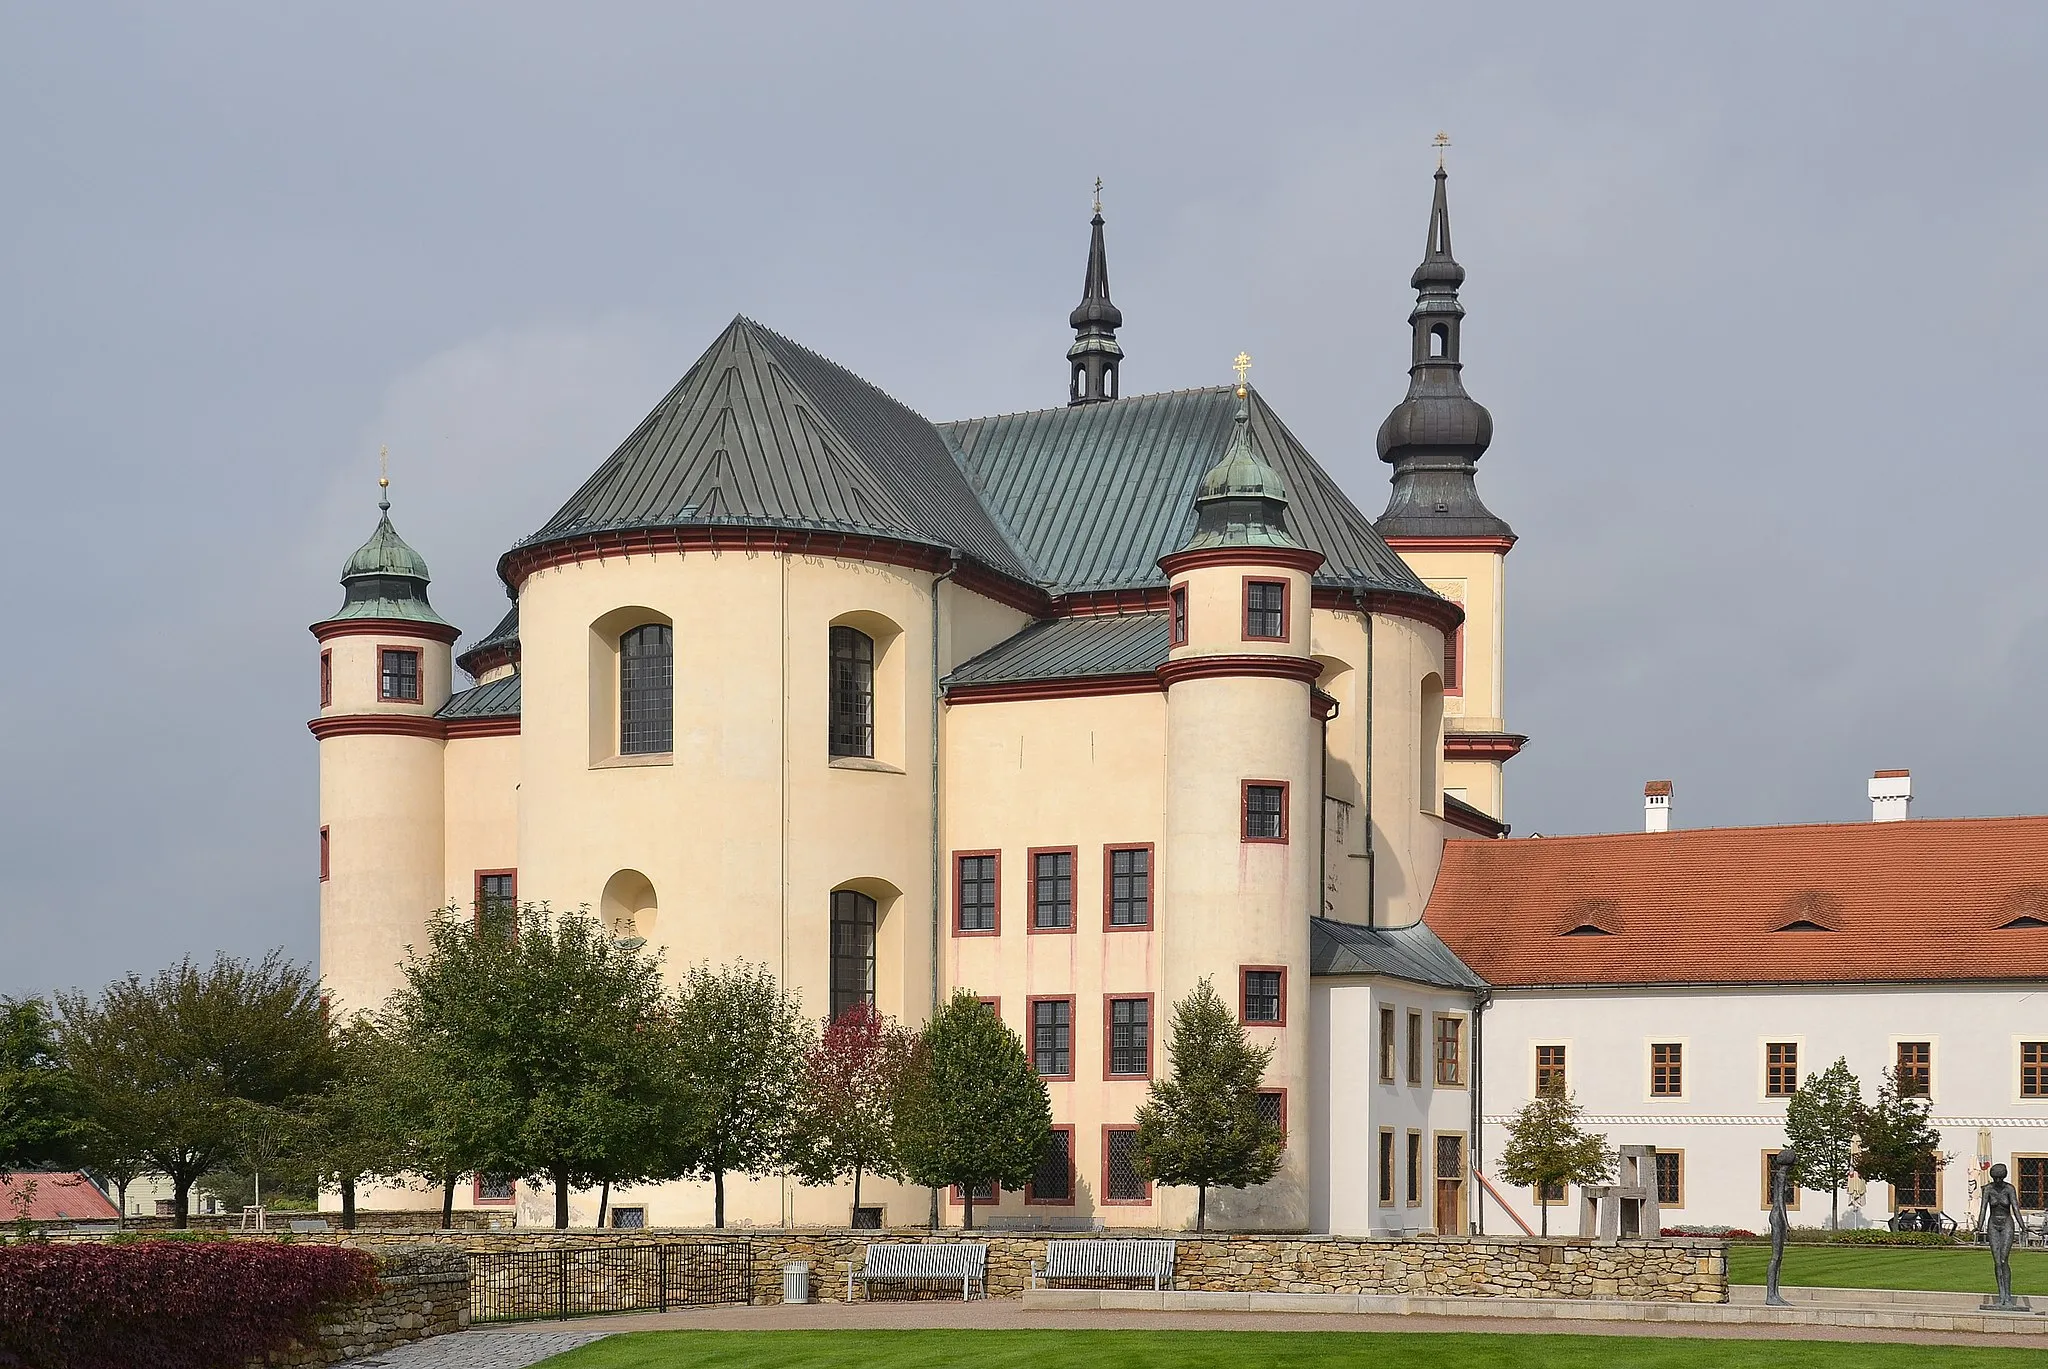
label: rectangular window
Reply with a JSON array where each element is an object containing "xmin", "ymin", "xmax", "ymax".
[
  {"xmin": 954, "ymin": 852, "xmax": 999, "ymax": 934},
  {"xmin": 1103, "ymin": 1126, "xmax": 1148, "ymax": 1203},
  {"xmin": 1535, "ymin": 1044, "xmax": 1567, "ymax": 1096},
  {"xmin": 1443, "ymin": 625, "xmax": 1462, "ymax": 693},
  {"xmin": 1030, "ymin": 998, "xmax": 1074, "ymax": 1079},
  {"xmin": 1893, "ymin": 1161, "xmax": 1939, "ymax": 1211},
  {"xmin": 2017, "ymin": 1156, "xmax": 2047, "ymax": 1210},
  {"xmin": 950, "ymin": 1180, "xmax": 997, "ymax": 1205},
  {"xmin": 852, "ymin": 1205, "xmax": 884, "ymax": 1229},
  {"xmin": 1651, "ymin": 1042, "xmax": 1684, "ymax": 1097},
  {"xmin": 1028, "ymin": 1126, "xmax": 1075, "ymax": 1204},
  {"xmin": 1405, "ymin": 1131, "xmax": 1423, "ymax": 1207},
  {"xmin": 1169, "ymin": 585, "xmax": 1189, "ymax": 647},
  {"xmin": 1106, "ymin": 997, "xmax": 1151, "ymax": 1078},
  {"xmin": 1378, "ymin": 1007, "xmax": 1396, "ymax": 1083},
  {"xmin": 1030, "ymin": 848, "xmax": 1075, "ymax": 931},
  {"xmin": 1896, "ymin": 1041, "xmax": 1931, "ymax": 1098},
  {"xmin": 1242, "ymin": 781, "xmax": 1287, "ymax": 843},
  {"xmin": 1407, "ymin": 1011, "xmax": 1424, "ymax": 1086},
  {"xmin": 475, "ymin": 870, "xmax": 516, "ymax": 922},
  {"xmin": 318, "ymin": 826, "xmax": 329, "ymax": 882},
  {"xmin": 474, "ymin": 1175, "xmax": 515, "ymax": 1205},
  {"xmin": 1539, "ymin": 1179, "xmax": 1566, "ymax": 1205},
  {"xmin": 320, "ymin": 650, "xmax": 332, "ymax": 707},
  {"xmin": 828, "ymin": 625, "xmax": 875, "ymax": 759},
  {"xmin": 1434, "ymin": 1014, "xmax": 1464, "ymax": 1086},
  {"xmin": 1243, "ymin": 578, "xmax": 1287, "ymax": 640},
  {"xmin": 1655, "ymin": 1150, "xmax": 1683, "ymax": 1208},
  {"xmin": 1378, "ymin": 1129, "xmax": 1395, "ymax": 1206},
  {"xmin": 1256, "ymin": 1089, "xmax": 1286, "ymax": 1139},
  {"xmin": 379, "ymin": 647, "xmax": 421, "ymax": 702},
  {"xmin": 618, "ymin": 623, "xmax": 674, "ymax": 755},
  {"xmin": 830, "ymin": 889, "xmax": 878, "ymax": 1021},
  {"xmin": 1240, "ymin": 968, "xmax": 1284, "ymax": 1025},
  {"xmin": 610, "ymin": 1206, "xmax": 647, "ymax": 1229},
  {"xmin": 2025, "ymin": 1042, "xmax": 2048, "ymax": 1098},
  {"xmin": 1766, "ymin": 1042, "xmax": 1800, "ymax": 1097},
  {"xmin": 1761, "ymin": 1150, "xmax": 1800, "ymax": 1211},
  {"xmin": 1104, "ymin": 845, "xmax": 1152, "ymax": 928}
]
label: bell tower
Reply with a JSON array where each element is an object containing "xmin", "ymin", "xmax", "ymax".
[{"xmin": 1067, "ymin": 181, "xmax": 1124, "ymax": 404}]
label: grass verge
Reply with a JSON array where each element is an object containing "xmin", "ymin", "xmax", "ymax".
[{"xmin": 1727, "ymin": 1243, "xmax": 2048, "ymax": 1294}]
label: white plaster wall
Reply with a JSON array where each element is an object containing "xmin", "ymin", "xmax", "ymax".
[{"xmin": 1480, "ymin": 984, "xmax": 2048, "ymax": 1234}]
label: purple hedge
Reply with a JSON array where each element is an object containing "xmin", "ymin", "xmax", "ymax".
[{"xmin": 0, "ymin": 1240, "xmax": 378, "ymax": 1369}]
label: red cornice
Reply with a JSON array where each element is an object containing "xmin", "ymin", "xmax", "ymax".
[
  {"xmin": 457, "ymin": 644, "xmax": 520, "ymax": 679},
  {"xmin": 1443, "ymin": 799, "xmax": 1510, "ymax": 838},
  {"xmin": 1156, "ymin": 654, "xmax": 1324, "ymax": 689},
  {"xmin": 444, "ymin": 715, "xmax": 521, "ymax": 739},
  {"xmin": 1382, "ymin": 535, "xmax": 1517, "ymax": 555},
  {"xmin": 308, "ymin": 713, "xmax": 448, "ymax": 741},
  {"xmin": 1156, "ymin": 545, "xmax": 1327, "ymax": 578},
  {"xmin": 1445, "ymin": 731, "xmax": 1529, "ymax": 762},
  {"xmin": 945, "ymin": 673, "xmax": 1162, "ymax": 706},
  {"xmin": 1055, "ymin": 587, "xmax": 1171, "ymax": 617},
  {"xmin": 310, "ymin": 618, "xmax": 462, "ymax": 646},
  {"xmin": 1310, "ymin": 688, "xmax": 1339, "ymax": 721},
  {"xmin": 1310, "ymin": 586, "xmax": 1465, "ymax": 635}
]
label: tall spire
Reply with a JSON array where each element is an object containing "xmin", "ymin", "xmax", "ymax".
[
  {"xmin": 317, "ymin": 455, "xmax": 451, "ymax": 630},
  {"xmin": 1067, "ymin": 180, "xmax": 1124, "ymax": 405},
  {"xmin": 1376, "ymin": 155, "xmax": 1512, "ymax": 540},
  {"xmin": 1175, "ymin": 355, "xmax": 1301, "ymax": 553}
]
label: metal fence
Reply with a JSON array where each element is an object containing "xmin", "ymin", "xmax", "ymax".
[{"xmin": 468, "ymin": 1242, "xmax": 753, "ymax": 1323}]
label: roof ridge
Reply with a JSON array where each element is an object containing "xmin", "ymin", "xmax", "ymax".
[
  {"xmin": 736, "ymin": 315, "xmax": 944, "ymax": 430},
  {"xmin": 935, "ymin": 385, "xmax": 1236, "ymax": 429},
  {"xmin": 1469, "ymin": 813, "xmax": 2048, "ymax": 847}
]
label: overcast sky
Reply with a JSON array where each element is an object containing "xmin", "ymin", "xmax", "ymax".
[{"xmin": 4, "ymin": 3, "xmax": 2045, "ymax": 997}]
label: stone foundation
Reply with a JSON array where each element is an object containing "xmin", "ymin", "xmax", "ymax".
[{"xmin": 256, "ymin": 1246, "xmax": 469, "ymax": 1366}]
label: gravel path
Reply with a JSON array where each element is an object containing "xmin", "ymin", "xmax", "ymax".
[{"xmin": 353, "ymin": 1328, "xmax": 608, "ymax": 1368}]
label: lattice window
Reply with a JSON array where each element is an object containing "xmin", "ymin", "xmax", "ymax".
[
  {"xmin": 828, "ymin": 626, "xmax": 874, "ymax": 758},
  {"xmin": 2025, "ymin": 1042, "xmax": 2048, "ymax": 1098},
  {"xmin": 1378, "ymin": 1008, "xmax": 1396, "ymax": 1082},
  {"xmin": 1107, "ymin": 847, "xmax": 1151, "ymax": 926},
  {"xmin": 1244, "ymin": 579, "xmax": 1286, "ymax": 639},
  {"xmin": 956, "ymin": 855, "xmax": 997, "ymax": 932},
  {"xmin": 619, "ymin": 624, "xmax": 673, "ymax": 754},
  {"xmin": 1651, "ymin": 1043, "xmax": 1683, "ymax": 1097},
  {"xmin": 476, "ymin": 873, "xmax": 516, "ymax": 924},
  {"xmin": 1108, "ymin": 998, "xmax": 1149, "ymax": 1076},
  {"xmin": 610, "ymin": 1207, "xmax": 646, "ymax": 1228},
  {"xmin": 852, "ymin": 1206, "xmax": 884, "ymax": 1229},
  {"xmin": 1407, "ymin": 1133, "xmax": 1423, "ymax": 1205},
  {"xmin": 380, "ymin": 648, "xmax": 421, "ymax": 702},
  {"xmin": 1243, "ymin": 784, "xmax": 1285, "ymax": 841},
  {"xmin": 1241, "ymin": 970, "xmax": 1283, "ymax": 1024},
  {"xmin": 1435, "ymin": 1133, "xmax": 1464, "ymax": 1181},
  {"xmin": 1033, "ymin": 851, "xmax": 1074, "ymax": 930},
  {"xmin": 1170, "ymin": 586, "xmax": 1188, "ymax": 646},
  {"xmin": 1407, "ymin": 1012, "xmax": 1424, "ymax": 1085},
  {"xmin": 1535, "ymin": 1044, "xmax": 1566, "ymax": 1096},
  {"xmin": 1896, "ymin": 1041, "xmax": 1931, "ymax": 1097},
  {"xmin": 1766, "ymin": 1042, "xmax": 1800, "ymax": 1097},
  {"xmin": 1105, "ymin": 1129, "xmax": 1147, "ymax": 1202},
  {"xmin": 2017, "ymin": 1157, "xmax": 2047, "ymax": 1210},
  {"xmin": 1894, "ymin": 1162, "xmax": 1938, "ymax": 1209},
  {"xmin": 1029, "ymin": 1128, "xmax": 1073, "ymax": 1203},
  {"xmin": 476, "ymin": 1174, "xmax": 515, "ymax": 1203},
  {"xmin": 1655, "ymin": 1151, "xmax": 1683, "ymax": 1207},
  {"xmin": 1378, "ymin": 1130, "xmax": 1395, "ymax": 1205},
  {"xmin": 1434, "ymin": 1015, "xmax": 1464, "ymax": 1086},
  {"xmin": 1256, "ymin": 1090, "xmax": 1284, "ymax": 1136},
  {"xmin": 829, "ymin": 889, "xmax": 877, "ymax": 1021},
  {"xmin": 1539, "ymin": 1179, "xmax": 1566, "ymax": 1204},
  {"xmin": 1032, "ymin": 999, "xmax": 1072, "ymax": 1078}
]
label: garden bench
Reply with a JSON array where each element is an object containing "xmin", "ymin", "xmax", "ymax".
[
  {"xmin": 287, "ymin": 1220, "xmax": 328, "ymax": 1233},
  {"xmin": 846, "ymin": 1242, "xmax": 987, "ymax": 1301},
  {"xmin": 1031, "ymin": 1238, "xmax": 1176, "ymax": 1291}
]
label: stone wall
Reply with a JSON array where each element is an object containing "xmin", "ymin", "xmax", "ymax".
[{"xmin": 256, "ymin": 1246, "xmax": 469, "ymax": 1367}]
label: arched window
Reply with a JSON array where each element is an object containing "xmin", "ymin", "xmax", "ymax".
[
  {"xmin": 619, "ymin": 624, "xmax": 673, "ymax": 754},
  {"xmin": 1420, "ymin": 674, "xmax": 1445, "ymax": 815},
  {"xmin": 829, "ymin": 626, "xmax": 874, "ymax": 758},
  {"xmin": 829, "ymin": 889, "xmax": 877, "ymax": 1021},
  {"xmin": 1429, "ymin": 325, "xmax": 1448, "ymax": 358}
]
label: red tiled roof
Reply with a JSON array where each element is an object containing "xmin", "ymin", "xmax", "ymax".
[
  {"xmin": 0, "ymin": 1172, "xmax": 118, "ymax": 1221},
  {"xmin": 1423, "ymin": 815, "xmax": 2048, "ymax": 987}
]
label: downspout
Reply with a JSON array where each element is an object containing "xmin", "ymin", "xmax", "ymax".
[
  {"xmin": 1471, "ymin": 985, "xmax": 1491, "ymax": 1235},
  {"xmin": 1351, "ymin": 591, "xmax": 1375, "ymax": 928},
  {"xmin": 927, "ymin": 557, "xmax": 955, "ymax": 1232},
  {"xmin": 1317, "ymin": 699, "xmax": 1339, "ymax": 923}
]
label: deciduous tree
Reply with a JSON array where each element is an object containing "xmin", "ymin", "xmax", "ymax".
[
  {"xmin": 1854, "ymin": 1066, "xmax": 1944, "ymax": 1209},
  {"xmin": 669, "ymin": 960, "xmax": 811, "ymax": 1228},
  {"xmin": 1784, "ymin": 1056, "xmax": 1863, "ymax": 1229},
  {"xmin": 0, "ymin": 996, "xmax": 86, "ymax": 1170},
  {"xmin": 892, "ymin": 991, "xmax": 1050, "ymax": 1230},
  {"xmin": 1130, "ymin": 979, "xmax": 1282, "ymax": 1232},
  {"xmin": 789, "ymin": 1002, "xmax": 912, "ymax": 1225},
  {"xmin": 1498, "ymin": 1087, "xmax": 1612, "ymax": 1235}
]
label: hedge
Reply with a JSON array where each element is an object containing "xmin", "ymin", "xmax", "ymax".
[{"xmin": 0, "ymin": 1240, "xmax": 377, "ymax": 1369}]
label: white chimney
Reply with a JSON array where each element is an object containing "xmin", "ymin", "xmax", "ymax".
[
  {"xmin": 1869, "ymin": 769, "xmax": 1912, "ymax": 822},
  {"xmin": 1644, "ymin": 780, "xmax": 1673, "ymax": 832}
]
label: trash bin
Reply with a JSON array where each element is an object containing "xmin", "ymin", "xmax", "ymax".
[{"xmin": 782, "ymin": 1261, "xmax": 810, "ymax": 1304}]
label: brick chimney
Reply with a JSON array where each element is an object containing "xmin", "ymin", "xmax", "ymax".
[
  {"xmin": 1869, "ymin": 769, "xmax": 1912, "ymax": 822},
  {"xmin": 1644, "ymin": 780, "xmax": 1673, "ymax": 833}
]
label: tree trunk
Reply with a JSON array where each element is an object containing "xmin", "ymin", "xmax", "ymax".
[
  {"xmin": 341, "ymin": 1176, "xmax": 357, "ymax": 1231},
  {"xmin": 714, "ymin": 1170, "xmax": 725, "ymax": 1229},
  {"xmin": 851, "ymin": 1165, "xmax": 863, "ymax": 1228},
  {"xmin": 963, "ymin": 1187, "xmax": 974, "ymax": 1231},
  {"xmin": 441, "ymin": 1175, "xmax": 456, "ymax": 1230},
  {"xmin": 597, "ymin": 1181, "xmax": 611, "ymax": 1230},
  {"xmin": 1197, "ymin": 1184, "xmax": 1207, "ymax": 1233},
  {"xmin": 1540, "ymin": 1196, "xmax": 1549, "ymax": 1237},
  {"xmin": 173, "ymin": 1172, "xmax": 192, "ymax": 1230},
  {"xmin": 1830, "ymin": 1187, "xmax": 1839, "ymax": 1231},
  {"xmin": 554, "ymin": 1167, "xmax": 570, "ymax": 1230},
  {"xmin": 115, "ymin": 1176, "xmax": 129, "ymax": 1231}
]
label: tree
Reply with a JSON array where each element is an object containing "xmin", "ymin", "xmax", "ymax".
[
  {"xmin": 1784, "ymin": 1056, "xmax": 1863, "ymax": 1229},
  {"xmin": 56, "ymin": 952, "xmax": 332, "ymax": 1227},
  {"xmin": 669, "ymin": 960, "xmax": 812, "ymax": 1228},
  {"xmin": 0, "ymin": 996, "xmax": 87, "ymax": 1170},
  {"xmin": 893, "ymin": 991, "xmax": 1051, "ymax": 1230},
  {"xmin": 1498, "ymin": 1087, "xmax": 1612, "ymax": 1236},
  {"xmin": 789, "ymin": 1002, "xmax": 912, "ymax": 1225},
  {"xmin": 1855, "ymin": 1067, "xmax": 1944, "ymax": 1207},
  {"xmin": 299, "ymin": 1016, "xmax": 408, "ymax": 1230},
  {"xmin": 387, "ymin": 903, "xmax": 692, "ymax": 1229},
  {"xmin": 1130, "ymin": 979, "xmax": 1283, "ymax": 1231}
]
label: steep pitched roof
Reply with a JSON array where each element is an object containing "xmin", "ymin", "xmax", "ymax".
[
  {"xmin": 438, "ymin": 673, "xmax": 520, "ymax": 720},
  {"xmin": 0, "ymin": 1173, "xmax": 117, "ymax": 1221},
  {"xmin": 517, "ymin": 317, "xmax": 1030, "ymax": 580},
  {"xmin": 944, "ymin": 613, "xmax": 1170, "ymax": 687},
  {"xmin": 940, "ymin": 386, "xmax": 1430, "ymax": 596},
  {"xmin": 1423, "ymin": 816, "xmax": 2048, "ymax": 987},
  {"xmin": 1310, "ymin": 918, "xmax": 1486, "ymax": 989}
]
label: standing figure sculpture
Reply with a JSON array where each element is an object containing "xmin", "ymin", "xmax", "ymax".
[
  {"xmin": 1765, "ymin": 1146, "xmax": 1798, "ymax": 1307},
  {"xmin": 1978, "ymin": 1162, "xmax": 2032, "ymax": 1312}
]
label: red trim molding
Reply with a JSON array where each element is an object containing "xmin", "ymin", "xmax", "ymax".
[
  {"xmin": 1381, "ymin": 535, "xmax": 1517, "ymax": 555},
  {"xmin": 1444, "ymin": 731, "xmax": 1529, "ymax": 762},
  {"xmin": 1025, "ymin": 847, "xmax": 1079, "ymax": 936},
  {"xmin": 1026, "ymin": 1124, "xmax": 1077, "ymax": 1206},
  {"xmin": 1157, "ymin": 654, "xmax": 1322, "ymax": 689},
  {"xmin": 1058, "ymin": 587, "xmax": 1172, "ymax": 617},
  {"xmin": 1311, "ymin": 586, "xmax": 1465, "ymax": 635},
  {"xmin": 1157, "ymin": 545, "xmax": 1326, "ymax": 577},
  {"xmin": 945, "ymin": 674, "xmax": 1161, "ymax": 706},
  {"xmin": 1102, "ymin": 842, "xmax": 1155, "ymax": 931},
  {"xmin": 1103, "ymin": 994, "xmax": 1156, "ymax": 1080},
  {"xmin": 444, "ymin": 715, "xmax": 521, "ymax": 739},
  {"xmin": 457, "ymin": 643, "xmax": 520, "ymax": 679},
  {"xmin": 1100, "ymin": 1125, "xmax": 1151, "ymax": 1205},
  {"xmin": 310, "ymin": 617, "xmax": 462, "ymax": 645},
  {"xmin": 1259, "ymin": 1088, "xmax": 1289, "ymax": 1142},
  {"xmin": 1242, "ymin": 779, "xmax": 1291, "ymax": 844},
  {"xmin": 1311, "ymin": 688, "xmax": 1339, "ymax": 721},
  {"xmin": 1025, "ymin": 995, "xmax": 1077, "ymax": 1080},
  {"xmin": 1239, "ymin": 965, "xmax": 1289, "ymax": 1026},
  {"xmin": 308, "ymin": 714, "xmax": 447, "ymax": 741},
  {"xmin": 1241, "ymin": 576, "xmax": 1291, "ymax": 643},
  {"xmin": 377, "ymin": 644, "xmax": 424, "ymax": 703},
  {"xmin": 951, "ymin": 849, "xmax": 1002, "ymax": 937}
]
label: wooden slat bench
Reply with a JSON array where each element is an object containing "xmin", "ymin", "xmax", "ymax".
[
  {"xmin": 1031, "ymin": 1238, "xmax": 1176, "ymax": 1291},
  {"xmin": 846, "ymin": 1242, "xmax": 988, "ymax": 1301}
]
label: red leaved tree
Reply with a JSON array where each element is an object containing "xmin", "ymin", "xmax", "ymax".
[{"xmin": 789, "ymin": 1002, "xmax": 913, "ymax": 1225}]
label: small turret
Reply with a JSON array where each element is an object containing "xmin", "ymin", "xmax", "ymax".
[
  {"xmin": 1067, "ymin": 183, "xmax": 1124, "ymax": 405},
  {"xmin": 319, "ymin": 480, "xmax": 453, "ymax": 633}
]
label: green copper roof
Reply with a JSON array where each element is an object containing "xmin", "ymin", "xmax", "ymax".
[
  {"xmin": 438, "ymin": 673, "xmax": 520, "ymax": 720},
  {"xmin": 1176, "ymin": 396, "xmax": 1302, "ymax": 553},
  {"xmin": 320, "ymin": 497, "xmax": 451, "ymax": 628},
  {"xmin": 944, "ymin": 613, "xmax": 1170, "ymax": 688}
]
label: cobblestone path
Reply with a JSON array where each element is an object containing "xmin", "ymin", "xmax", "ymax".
[{"xmin": 354, "ymin": 1327, "xmax": 608, "ymax": 1368}]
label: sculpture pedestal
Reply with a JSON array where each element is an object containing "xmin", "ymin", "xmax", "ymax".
[{"xmin": 1978, "ymin": 1296, "xmax": 2034, "ymax": 1314}]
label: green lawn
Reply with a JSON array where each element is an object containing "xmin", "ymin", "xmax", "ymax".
[
  {"xmin": 1727, "ymin": 1243, "xmax": 2048, "ymax": 1295},
  {"xmin": 536, "ymin": 1331, "xmax": 2045, "ymax": 1369}
]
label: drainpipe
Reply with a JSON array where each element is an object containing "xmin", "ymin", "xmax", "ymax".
[
  {"xmin": 927, "ymin": 557, "xmax": 955, "ymax": 1233},
  {"xmin": 1351, "ymin": 591, "xmax": 1375, "ymax": 928},
  {"xmin": 1317, "ymin": 700, "xmax": 1339, "ymax": 923},
  {"xmin": 1471, "ymin": 986, "xmax": 1491, "ymax": 1235}
]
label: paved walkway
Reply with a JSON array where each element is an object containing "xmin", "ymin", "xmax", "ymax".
[{"xmin": 354, "ymin": 1328, "xmax": 608, "ymax": 1368}]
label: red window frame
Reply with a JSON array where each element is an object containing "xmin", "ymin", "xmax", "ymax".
[
  {"xmin": 1239, "ymin": 965, "xmax": 1287, "ymax": 1026},
  {"xmin": 377, "ymin": 644, "xmax": 423, "ymax": 703},
  {"xmin": 977, "ymin": 995, "xmax": 1002, "ymax": 1017},
  {"xmin": 472, "ymin": 1174, "xmax": 516, "ymax": 1206},
  {"xmin": 319, "ymin": 826, "xmax": 329, "ymax": 882},
  {"xmin": 1027, "ymin": 995, "xmax": 1077, "ymax": 1081},
  {"xmin": 1100, "ymin": 1124, "xmax": 1151, "ymax": 1205},
  {"xmin": 1242, "ymin": 780, "xmax": 1290, "ymax": 844},
  {"xmin": 1257, "ymin": 1088, "xmax": 1288, "ymax": 1141},
  {"xmin": 1444, "ymin": 624, "xmax": 1463, "ymax": 696},
  {"xmin": 320, "ymin": 650, "xmax": 332, "ymax": 707},
  {"xmin": 1168, "ymin": 585, "xmax": 1189, "ymax": 647},
  {"xmin": 1025, "ymin": 846, "xmax": 1079, "ymax": 935},
  {"xmin": 951, "ymin": 849, "xmax": 1001, "ymax": 936},
  {"xmin": 474, "ymin": 868, "xmax": 517, "ymax": 924},
  {"xmin": 1241, "ymin": 576, "xmax": 1290, "ymax": 642},
  {"xmin": 1026, "ymin": 1124, "xmax": 1077, "ymax": 1206},
  {"xmin": 1104, "ymin": 994, "xmax": 1155, "ymax": 1080},
  {"xmin": 1102, "ymin": 843, "xmax": 1155, "ymax": 931}
]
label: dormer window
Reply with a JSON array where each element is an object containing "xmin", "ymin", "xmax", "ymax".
[{"xmin": 379, "ymin": 647, "xmax": 421, "ymax": 702}]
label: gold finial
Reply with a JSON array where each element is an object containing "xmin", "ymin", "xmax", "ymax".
[
  {"xmin": 1233, "ymin": 351, "xmax": 1252, "ymax": 397},
  {"xmin": 377, "ymin": 444, "xmax": 390, "ymax": 511},
  {"xmin": 1093, "ymin": 176, "xmax": 1103, "ymax": 215},
  {"xmin": 1433, "ymin": 131, "xmax": 1451, "ymax": 171}
]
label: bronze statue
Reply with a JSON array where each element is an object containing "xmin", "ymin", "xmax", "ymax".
[
  {"xmin": 1765, "ymin": 1146, "xmax": 1797, "ymax": 1307},
  {"xmin": 1978, "ymin": 1162, "xmax": 2033, "ymax": 1311}
]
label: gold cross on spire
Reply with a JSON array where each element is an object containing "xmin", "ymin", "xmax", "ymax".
[
  {"xmin": 1433, "ymin": 130, "xmax": 1451, "ymax": 170},
  {"xmin": 1233, "ymin": 351, "xmax": 1253, "ymax": 395},
  {"xmin": 1093, "ymin": 176, "xmax": 1103, "ymax": 214}
]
